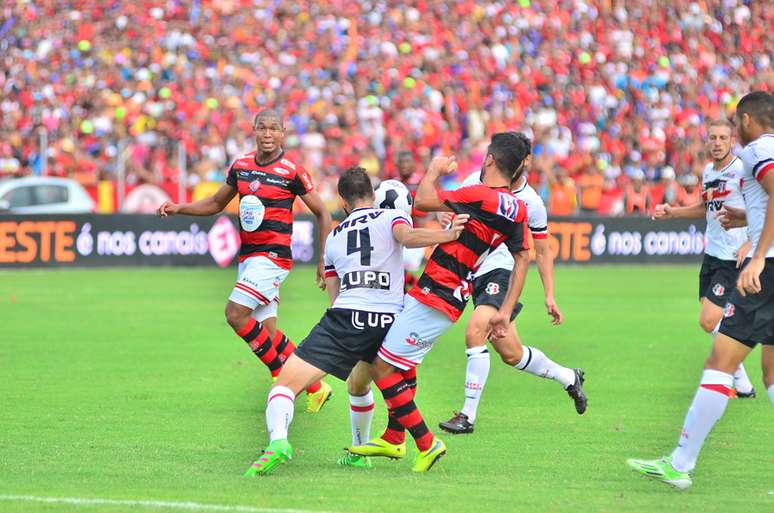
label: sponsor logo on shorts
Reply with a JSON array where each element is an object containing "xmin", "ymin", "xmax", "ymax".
[
  {"xmin": 485, "ymin": 282, "xmax": 500, "ymax": 295},
  {"xmin": 273, "ymin": 277, "xmax": 282, "ymax": 289},
  {"xmin": 405, "ymin": 331, "xmax": 433, "ymax": 349},
  {"xmin": 712, "ymin": 283, "xmax": 725, "ymax": 297},
  {"xmin": 249, "ymin": 180, "xmax": 261, "ymax": 193},
  {"xmin": 351, "ymin": 311, "xmax": 395, "ymax": 330},
  {"xmin": 723, "ymin": 303, "xmax": 735, "ymax": 318}
]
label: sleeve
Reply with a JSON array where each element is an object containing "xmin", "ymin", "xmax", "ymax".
[
  {"xmin": 437, "ymin": 185, "xmax": 482, "ymax": 216},
  {"xmin": 390, "ymin": 210, "xmax": 413, "ymax": 230},
  {"xmin": 504, "ymin": 200, "xmax": 530, "ymax": 253},
  {"xmin": 527, "ymin": 195, "xmax": 549, "ymax": 239},
  {"xmin": 751, "ymin": 144, "xmax": 774, "ymax": 183},
  {"xmin": 225, "ymin": 162, "xmax": 238, "ymax": 188},
  {"xmin": 323, "ymin": 234, "xmax": 337, "ymax": 278},
  {"xmin": 291, "ymin": 166, "xmax": 315, "ymax": 195}
]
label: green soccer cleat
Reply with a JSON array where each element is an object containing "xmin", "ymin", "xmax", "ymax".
[
  {"xmin": 348, "ymin": 437, "xmax": 406, "ymax": 460},
  {"xmin": 306, "ymin": 381, "xmax": 333, "ymax": 413},
  {"xmin": 337, "ymin": 452, "xmax": 373, "ymax": 469},
  {"xmin": 412, "ymin": 438, "xmax": 447, "ymax": 473},
  {"xmin": 244, "ymin": 439, "xmax": 293, "ymax": 477},
  {"xmin": 626, "ymin": 455, "xmax": 692, "ymax": 490}
]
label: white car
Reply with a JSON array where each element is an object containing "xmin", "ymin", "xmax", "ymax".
[{"xmin": 0, "ymin": 177, "xmax": 95, "ymax": 214}]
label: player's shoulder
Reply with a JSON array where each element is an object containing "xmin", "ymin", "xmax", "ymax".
[
  {"xmin": 514, "ymin": 181, "xmax": 543, "ymax": 204},
  {"xmin": 230, "ymin": 151, "xmax": 257, "ymax": 169},
  {"xmin": 742, "ymin": 134, "xmax": 774, "ymax": 162}
]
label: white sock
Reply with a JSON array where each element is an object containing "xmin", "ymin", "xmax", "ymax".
[
  {"xmin": 266, "ymin": 386, "xmax": 295, "ymax": 442},
  {"xmin": 670, "ymin": 370, "xmax": 733, "ymax": 472},
  {"xmin": 349, "ymin": 390, "xmax": 374, "ymax": 446},
  {"xmin": 460, "ymin": 346, "xmax": 490, "ymax": 423},
  {"xmin": 768, "ymin": 385, "xmax": 774, "ymax": 407},
  {"xmin": 515, "ymin": 346, "xmax": 575, "ymax": 388},
  {"xmin": 733, "ymin": 363, "xmax": 754, "ymax": 394}
]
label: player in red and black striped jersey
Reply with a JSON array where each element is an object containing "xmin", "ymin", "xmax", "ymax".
[
  {"xmin": 158, "ymin": 109, "xmax": 333, "ymax": 412},
  {"xmin": 348, "ymin": 132, "xmax": 533, "ymax": 472}
]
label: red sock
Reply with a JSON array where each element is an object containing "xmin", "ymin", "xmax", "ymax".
[
  {"xmin": 381, "ymin": 368, "xmax": 417, "ymax": 444},
  {"xmin": 375, "ymin": 371, "xmax": 433, "ymax": 451},
  {"xmin": 236, "ymin": 318, "xmax": 283, "ymax": 377}
]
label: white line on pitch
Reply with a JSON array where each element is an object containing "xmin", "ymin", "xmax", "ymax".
[{"xmin": 0, "ymin": 495, "xmax": 346, "ymax": 513}]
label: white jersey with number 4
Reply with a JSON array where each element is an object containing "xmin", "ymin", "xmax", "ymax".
[
  {"xmin": 738, "ymin": 133, "xmax": 774, "ymax": 258},
  {"xmin": 702, "ymin": 158, "xmax": 748, "ymax": 261},
  {"xmin": 323, "ymin": 208, "xmax": 411, "ymax": 313},
  {"xmin": 460, "ymin": 171, "xmax": 548, "ymax": 277}
]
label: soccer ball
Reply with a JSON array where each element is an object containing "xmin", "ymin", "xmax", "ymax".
[{"xmin": 374, "ymin": 179, "xmax": 413, "ymax": 215}]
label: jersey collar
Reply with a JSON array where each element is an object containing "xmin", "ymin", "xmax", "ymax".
[{"xmin": 254, "ymin": 150, "xmax": 284, "ymax": 167}]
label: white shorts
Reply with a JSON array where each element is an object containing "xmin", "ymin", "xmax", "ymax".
[
  {"xmin": 377, "ymin": 294, "xmax": 454, "ymax": 370},
  {"xmin": 402, "ymin": 247, "xmax": 425, "ymax": 273},
  {"xmin": 228, "ymin": 256, "xmax": 289, "ymax": 322}
]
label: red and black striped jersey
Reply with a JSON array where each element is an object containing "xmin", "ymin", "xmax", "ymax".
[
  {"xmin": 409, "ymin": 184, "xmax": 529, "ymax": 320},
  {"xmin": 226, "ymin": 151, "xmax": 314, "ymax": 269}
]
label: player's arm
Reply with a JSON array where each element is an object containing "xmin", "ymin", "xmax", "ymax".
[
  {"xmin": 652, "ymin": 200, "xmax": 705, "ymax": 220},
  {"xmin": 157, "ymin": 184, "xmax": 236, "ymax": 217},
  {"xmin": 533, "ymin": 236, "xmax": 563, "ymax": 325},
  {"xmin": 325, "ymin": 276, "xmax": 340, "ymax": 305},
  {"xmin": 414, "ymin": 156, "xmax": 458, "ymax": 212},
  {"xmin": 299, "ymin": 188, "xmax": 333, "ymax": 290},
  {"xmin": 738, "ymin": 171, "xmax": 774, "ymax": 295},
  {"xmin": 717, "ymin": 204, "xmax": 748, "ymax": 229},
  {"xmin": 392, "ymin": 214, "xmax": 469, "ymax": 248}
]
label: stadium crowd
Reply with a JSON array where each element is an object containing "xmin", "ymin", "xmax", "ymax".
[{"xmin": 1, "ymin": 0, "xmax": 772, "ymax": 215}]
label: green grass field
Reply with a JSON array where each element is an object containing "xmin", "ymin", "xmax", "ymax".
[{"xmin": 0, "ymin": 265, "xmax": 771, "ymax": 513}]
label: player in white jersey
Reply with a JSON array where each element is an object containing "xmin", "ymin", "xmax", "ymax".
[
  {"xmin": 652, "ymin": 119, "xmax": 755, "ymax": 397},
  {"xmin": 440, "ymin": 134, "xmax": 586, "ymax": 435},
  {"xmin": 245, "ymin": 167, "xmax": 468, "ymax": 476},
  {"xmin": 628, "ymin": 91, "xmax": 774, "ymax": 489}
]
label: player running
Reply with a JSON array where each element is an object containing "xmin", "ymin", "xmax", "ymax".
[
  {"xmin": 652, "ymin": 118, "xmax": 755, "ymax": 397},
  {"xmin": 627, "ymin": 91, "xmax": 774, "ymax": 489},
  {"xmin": 158, "ymin": 109, "xmax": 334, "ymax": 412},
  {"xmin": 440, "ymin": 135, "xmax": 586, "ymax": 435},
  {"xmin": 348, "ymin": 132, "xmax": 532, "ymax": 472},
  {"xmin": 244, "ymin": 167, "xmax": 468, "ymax": 476}
]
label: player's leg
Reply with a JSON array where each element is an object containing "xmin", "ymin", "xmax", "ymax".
[
  {"xmin": 700, "ymin": 294, "xmax": 754, "ymax": 397},
  {"xmin": 762, "ymin": 346, "xmax": 774, "ymax": 406},
  {"xmin": 338, "ymin": 361, "xmax": 376, "ymax": 469},
  {"xmin": 490, "ymin": 322, "xmax": 587, "ymax": 414},
  {"xmin": 225, "ymin": 300, "xmax": 283, "ymax": 378}
]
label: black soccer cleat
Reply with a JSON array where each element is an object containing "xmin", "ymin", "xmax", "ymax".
[
  {"xmin": 736, "ymin": 387, "xmax": 756, "ymax": 399},
  {"xmin": 438, "ymin": 412, "xmax": 474, "ymax": 434},
  {"xmin": 565, "ymin": 369, "xmax": 587, "ymax": 415}
]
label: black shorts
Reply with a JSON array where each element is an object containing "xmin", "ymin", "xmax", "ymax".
[
  {"xmin": 718, "ymin": 258, "xmax": 774, "ymax": 348},
  {"xmin": 698, "ymin": 254, "xmax": 738, "ymax": 307},
  {"xmin": 472, "ymin": 268, "xmax": 523, "ymax": 321},
  {"xmin": 294, "ymin": 308, "xmax": 396, "ymax": 381}
]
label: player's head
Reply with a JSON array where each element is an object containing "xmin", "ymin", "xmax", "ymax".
[
  {"xmin": 253, "ymin": 109, "xmax": 285, "ymax": 157},
  {"xmin": 396, "ymin": 151, "xmax": 414, "ymax": 181},
  {"xmin": 481, "ymin": 132, "xmax": 530, "ymax": 185},
  {"xmin": 338, "ymin": 166, "xmax": 375, "ymax": 213},
  {"xmin": 706, "ymin": 118, "xmax": 735, "ymax": 162},
  {"xmin": 735, "ymin": 91, "xmax": 774, "ymax": 146}
]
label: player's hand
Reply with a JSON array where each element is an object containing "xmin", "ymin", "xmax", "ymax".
[
  {"xmin": 316, "ymin": 260, "xmax": 326, "ymax": 291},
  {"xmin": 428, "ymin": 155, "xmax": 458, "ymax": 176},
  {"xmin": 157, "ymin": 201, "xmax": 180, "ymax": 217},
  {"xmin": 716, "ymin": 205, "xmax": 747, "ymax": 230},
  {"xmin": 735, "ymin": 240, "xmax": 752, "ymax": 268},
  {"xmin": 438, "ymin": 211, "xmax": 454, "ymax": 227},
  {"xmin": 737, "ymin": 255, "xmax": 764, "ymax": 296},
  {"xmin": 488, "ymin": 311, "xmax": 510, "ymax": 340},
  {"xmin": 651, "ymin": 203, "xmax": 673, "ymax": 220},
  {"xmin": 447, "ymin": 214, "xmax": 469, "ymax": 240},
  {"xmin": 545, "ymin": 297, "xmax": 564, "ymax": 325}
]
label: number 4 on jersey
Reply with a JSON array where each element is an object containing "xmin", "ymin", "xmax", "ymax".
[{"xmin": 347, "ymin": 228, "xmax": 374, "ymax": 266}]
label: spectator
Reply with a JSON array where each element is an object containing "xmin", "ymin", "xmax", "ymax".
[
  {"xmin": 624, "ymin": 170, "xmax": 652, "ymax": 215},
  {"xmin": 577, "ymin": 164, "xmax": 605, "ymax": 214},
  {"xmin": 548, "ymin": 166, "xmax": 578, "ymax": 217}
]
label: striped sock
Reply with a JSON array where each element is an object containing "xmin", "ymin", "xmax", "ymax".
[
  {"xmin": 270, "ymin": 329, "xmax": 322, "ymax": 393},
  {"xmin": 381, "ymin": 368, "xmax": 416, "ymax": 445},
  {"xmin": 376, "ymin": 370, "xmax": 433, "ymax": 451},
  {"xmin": 237, "ymin": 318, "xmax": 282, "ymax": 377},
  {"xmin": 670, "ymin": 369, "xmax": 734, "ymax": 472}
]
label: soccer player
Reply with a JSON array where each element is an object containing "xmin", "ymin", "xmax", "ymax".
[
  {"xmin": 652, "ymin": 118, "xmax": 755, "ymax": 397},
  {"xmin": 243, "ymin": 167, "xmax": 468, "ymax": 476},
  {"xmin": 627, "ymin": 91, "xmax": 774, "ymax": 489},
  {"xmin": 440, "ymin": 136, "xmax": 586, "ymax": 435},
  {"xmin": 349, "ymin": 132, "xmax": 532, "ymax": 472},
  {"xmin": 157, "ymin": 109, "xmax": 334, "ymax": 412}
]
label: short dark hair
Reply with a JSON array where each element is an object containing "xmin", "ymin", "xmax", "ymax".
[
  {"xmin": 338, "ymin": 167, "xmax": 374, "ymax": 204},
  {"xmin": 736, "ymin": 91, "xmax": 774, "ymax": 128},
  {"xmin": 487, "ymin": 132, "xmax": 530, "ymax": 179},
  {"xmin": 253, "ymin": 108, "xmax": 284, "ymax": 127}
]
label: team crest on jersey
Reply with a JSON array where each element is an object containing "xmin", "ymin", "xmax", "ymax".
[
  {"xmin": 723, "ymin": 303, "xmax": 735, "ymax": 318},
  {"xmin": 249, "ymin": 180, "xmax": 261, "ymax": 193},
  {"xmin": 497, "ymin": 192, "xmax": 518, "ymax": 221},
  {"xmin": 485, "ymin": 282, "xmax": 500, "ymax": 295},
  {"xmin": 712, "ymin": 283, "xmax": 725, "ymax": 297}
]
